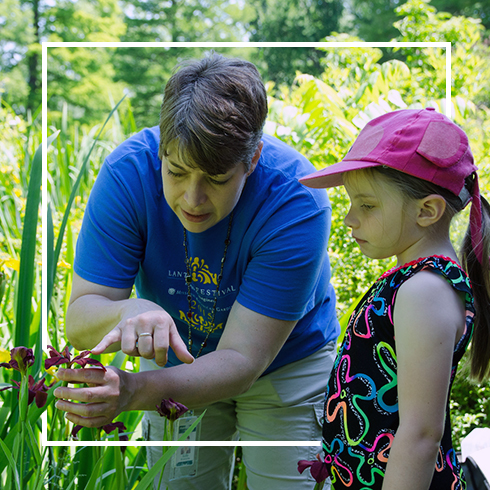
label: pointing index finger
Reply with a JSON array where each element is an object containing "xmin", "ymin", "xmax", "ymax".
[{"xmin": 91, "ymin": 328, "xmax": 122, "ymax": 355}]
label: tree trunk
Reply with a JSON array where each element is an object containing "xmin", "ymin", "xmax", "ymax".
[{"xmin": 26, "ymin": 0, "xmax": 40, "ymax": 114}]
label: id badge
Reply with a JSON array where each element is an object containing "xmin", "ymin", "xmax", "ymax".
[{"xmin": 169, "ymin": 414, "xmax": 201, "ymax": 480}]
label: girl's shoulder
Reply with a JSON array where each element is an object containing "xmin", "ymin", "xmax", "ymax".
[
  {"xmin": 378, "ymin": 255, "xmax": 472, "ymax": 297},
  {"xmin": 376, "ymin": 255, "xmax": 475, "ymax": 353}
]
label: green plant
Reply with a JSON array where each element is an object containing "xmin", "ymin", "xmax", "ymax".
[{"xmin": 0, "ymin": 116, "xmax": 44, "ymax": 487}]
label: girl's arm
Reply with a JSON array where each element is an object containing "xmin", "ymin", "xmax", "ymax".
[{"xmin": 383, "ymin": 271, "xmax": 465, "ymax": 490}]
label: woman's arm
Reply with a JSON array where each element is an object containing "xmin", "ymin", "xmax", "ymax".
[
  {"xmin": 382, "ymin": 271, "xmax": 465, "ymax": 490},
  {"xmin": 55, "ymin": 300, "xmax": 298, "ymax": 427},
  {"xmin": 65, "ymin": 272, "xmax": 193, "ymax": 367}
]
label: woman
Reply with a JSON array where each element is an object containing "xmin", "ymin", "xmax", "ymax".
[{"xmin": 54, "ymin": 52, "xmax": 340, "ymax": 490}]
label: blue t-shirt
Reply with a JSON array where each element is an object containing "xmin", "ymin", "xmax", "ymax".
[{"xmin": 74, "ymin": 127, "xmax": 340, "ymax": 374}]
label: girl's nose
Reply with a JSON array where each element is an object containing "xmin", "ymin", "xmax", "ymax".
[{"xmin": 344, "ymin": 206, "xmax": 358, "ymax": 229}]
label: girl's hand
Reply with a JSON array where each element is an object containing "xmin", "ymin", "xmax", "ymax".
[
  {"xmin": 54, "ymin": 366, "xmax": 129, "ymax": 428},
  {"xmin": 91, "ymin": 306, "xmax": 194, "ymax": 367}
]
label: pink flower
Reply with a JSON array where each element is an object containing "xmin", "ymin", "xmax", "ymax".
[
  {"xmin": 298, "ymin": 457, "xmax": 330, "ymax": 483},
  {"xmin": 101, "ymin": 421, "xmax": 129, "ymax": 441},
  {"xmin": 71, "ymin": 424, "xmax": 83, "ymax": 440},
  {"xmin": 0, "ymin": 375, "xmax": 51, "ymax": 408},
  {"xmin": 45, "ymin": 345, "xmax": 106, "ymax": 371},
  {"xmin": 44, "ymin": 345, "xmax": 71, "ymax": 369},
  {"xmin": 0, "ymin": 347, "xmax": 35, "ymax": 374},
  {"xmin": 71, "ymin": 421, "xmax": 128, "ymax": 442},
  {"xmin": 156, "ymin": 398, "xmax": 188, "ymax": 422}
]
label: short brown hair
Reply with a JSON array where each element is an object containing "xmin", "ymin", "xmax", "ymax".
[{"xmin": 159, "ymin": 53, "xmax": 268, "ymax": 175}]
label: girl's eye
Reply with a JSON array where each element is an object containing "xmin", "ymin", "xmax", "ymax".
[{"xmin": 361, "ymin": 204, "xmax": 374, "ymax": 210}]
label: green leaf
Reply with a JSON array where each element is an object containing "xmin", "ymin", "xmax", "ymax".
[
  {"xmin": 235, "ymin": 452, "xmax": 247, "ymax": 490},
  {"xmin": 14, "ymin": 132, "xmax": 58, "ymax": 350},
  {"xmin": 109, "ymin": 351, "xmax": 128, "ymax": 369},
  {"xmin": 0, "ymin": 437, "xmax": 21, "ymax": 490},
  {"xmin": 125, "ymin": 446, "xmax": 147, "ymax": 490},
  {"xmin": 0, "ymin": 412, "xmax": 19, "ymax": 473},
  {"xmin": 46, "ymin": 205, "xmax": 55, "ymax": 348},
  {"xmin": 100, "ymin": 445, "xmax": 127, "ymax": 489},
  {"xmin": 48, "ymin": 95, "xmax": 126, "ymax": 325},
  {"xmin": 25, "ymin": 420, "xmax": 47, "ymax": 490},
  {"xmin": 79, "ymin": 451, "xmax": 105, "ymax": 490}
]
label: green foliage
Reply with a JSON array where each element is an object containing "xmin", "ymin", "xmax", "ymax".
[
  {"xmin": 0, "ymin": 121, "xmax": 45, "ymax": 487},
  {"xmin": 248, "ymin": 0, "xmax": 344, "ymax": 86},
  {"xmin": 120, "ymin": 0, "xmax": 251, "ymax": 42},
  {"xmin": 394, "ymin": 0, "xmax": 490, "ymax": 106},
  {"xmin": 45, "ymin": 0, "xmax": 126, "ymax": 42},
  {"xmin": 345, "ymin": 0, "xmax": 490, "ymax": 43},
  {"xmin": 47, "ymin": 46, "xmax": 127, "ymax": 126},
  {"xmin": 110, "ymin": 46, "xmax": 259, "ymax": 129},
  {"xmin": 1, "ymin": 0, "xmax": 127, "ymax": 116},
  {"xmin": 0, "ymin": 0, "xmax": 35, "ymax": 112},
  {"xmin": 430, "ymin": 0, "xmax": 490, "ymax": 29},
  {"xmin": 0, "ymin": 103, "xmax": 41, "ymax": 361},
  {"xmin": 345, "ymin": 0, "xmax": 402, "ymax": 42},
  {"xmin": 450, "ymin": 357, "xmax": 490, "ymax": 446}
]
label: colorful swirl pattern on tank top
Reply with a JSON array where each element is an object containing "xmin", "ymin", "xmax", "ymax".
[{"xmin": 322, "ymin": 256, "xmax": 474, "ymax": 489}]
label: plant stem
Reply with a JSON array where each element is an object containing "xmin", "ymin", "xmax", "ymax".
[{"xmin": 17, "ymin": 374, "xmax": 29, "ymax": 490}]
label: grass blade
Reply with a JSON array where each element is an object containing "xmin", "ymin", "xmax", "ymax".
[
  {"xmin": 48, "ymin": 95, "xmax": 126, "ymax": 326},
  {"xmin": 0, "ymin": 437, "xmax": 21, "ymax": 490},
  {"xmin": 14, "ymin": 135, "xmax": 46, "ymax": 348}
]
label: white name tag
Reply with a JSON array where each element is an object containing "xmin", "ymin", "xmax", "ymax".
[{"xmin": 169, "ymin": 415, "xmax": 200, "ymax": 480}]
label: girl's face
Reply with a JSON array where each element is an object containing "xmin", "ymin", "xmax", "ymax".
[
  {"xmin": 343, "ymin": 170, "xmax": 424, "ymax": 265},
  {"xmin": 161, "ymin": 142, "xmax": 261, "ymax": 233}
]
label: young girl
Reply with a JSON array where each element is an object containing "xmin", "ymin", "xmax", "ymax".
[{"xmin": 300, "ymin": 108, "xmax": 490, "ymax": 489}]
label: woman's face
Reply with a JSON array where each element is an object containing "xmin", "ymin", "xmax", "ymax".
[{"xmin": 161, "ymin": 142, "xmax": 262, "ymax": 233}]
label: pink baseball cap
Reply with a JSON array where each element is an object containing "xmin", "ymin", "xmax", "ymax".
[{"xmin": 300, "ymin": 108, "xmax": 484, "ymax": 263}]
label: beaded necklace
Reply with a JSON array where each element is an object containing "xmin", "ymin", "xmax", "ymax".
[{"xmin": 182, "ymin": 212, "xmax": 234, "ymax": 358}]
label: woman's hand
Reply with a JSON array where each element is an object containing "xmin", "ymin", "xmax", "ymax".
[
  {"xmin": 66, "ymin": 273, "xmax": 194, "ymax": 367},
  {"xmin": 54, "ymin": 366, "xmax": 129, "ymax": 428},
  {"xmin": 91, "ymin": 301, "xmax": 194, "ymax": 367}
]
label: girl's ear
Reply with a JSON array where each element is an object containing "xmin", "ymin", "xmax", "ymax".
[{"xmin": 417, "ymin": 194, "xmax": 447, "ymax": 227}]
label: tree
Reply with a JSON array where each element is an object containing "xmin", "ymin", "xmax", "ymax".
[
  {"xmin": 346, "ymin": 0, "xmax": 490, "ymax": 43},
  {"xmin": 0, "ymin": 0, "xmax": 36, "ymax": 113},
  {"xmin": 394, "ymin": 0, "xmax": 490, "ymax": 105},
  {"xmin": 431, "ymin": 0, "xmax": 490, "ymax": 29},
  {"xmin": 1, "ymin": 0, "xmax": 127, "ymax": 118},
  {"xmin": 345, "ymin": 0, "xmax": 402, "ymax": 42},
  {"xmin": 46, "ymin": 0, "xmax": 127, "ymax": 125},
  {"xmin": 110, "ymin": 0, "xmax": 255, "ymax": 127},
  {"xmin": 248, "ymin": 0, "xmax": 344, "ymax": 87},
  {"xmin": 119, "ymin": 0, "xmax": 252, "ymax": 43}
]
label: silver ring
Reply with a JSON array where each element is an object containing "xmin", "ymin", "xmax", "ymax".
[{"xmin": 138, "ymin": 332, "xmax": 153, "ymax": 338}]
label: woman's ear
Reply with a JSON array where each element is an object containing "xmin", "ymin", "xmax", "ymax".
[
  {"xmin": 416, "ymin": 194, "xmax": 447, "ymax": 227},
  {"xmin": 247, "ymin": 141, "xmax": 264, "ymax": 176}
]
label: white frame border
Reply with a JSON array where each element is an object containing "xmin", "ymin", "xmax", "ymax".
[{"xmin": 41, "ymin": 41, "xmax": 452, "ymax": 447}]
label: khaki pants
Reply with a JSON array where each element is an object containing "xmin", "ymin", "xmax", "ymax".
[{"xmin": 142, "ymin": 341, "xmax": 336, "ymax": 490}]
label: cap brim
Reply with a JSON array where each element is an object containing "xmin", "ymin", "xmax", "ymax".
[{"xmin": 300, "ymin": 159, "xmax": 382, "ymax": 188}]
